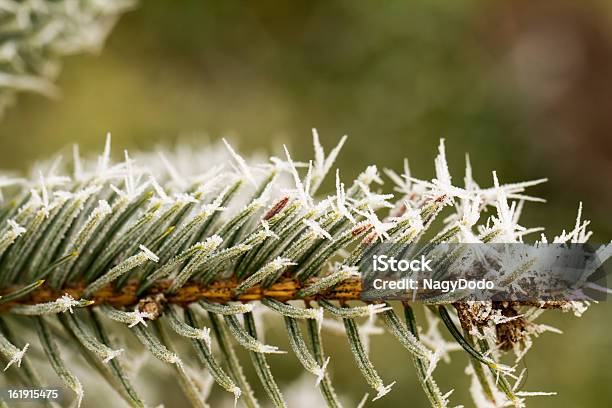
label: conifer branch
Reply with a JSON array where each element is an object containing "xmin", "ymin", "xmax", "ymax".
[{"xmin": 0, "ymin": 133, "xmax": 607, "ymax": 407}]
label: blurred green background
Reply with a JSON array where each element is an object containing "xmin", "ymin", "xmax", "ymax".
[{"xmin": 1, "ymin": 1, "xmax": 611, "ymax": 407}]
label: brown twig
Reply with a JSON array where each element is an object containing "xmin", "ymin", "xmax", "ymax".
[
  {"xmin": 0, "ymin": 277, "xmax": 570, "ymax": 315},
  {"xmin": 0, "ymin": 277, "xmax": 363, "ymax": 312}
]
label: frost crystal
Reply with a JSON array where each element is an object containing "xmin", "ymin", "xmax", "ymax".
[
  {"xmin": 334, "ymin": 170, "xmax": 355, "ymax": 223},
  {"xmin": 303, "ymin": 219, "xmax": 332, "ymax": 240},
  {"xmin": 373, "ymin": 381, "xmax": 396, "ymax": 401},
  {"xmin": 3, "ymin": 343, "xmax": 28, "ymax": 371},
  {"xmin": 7, "ymin": 219, "xmax": 26, "ymax": 236},
  {"xmin": 57, "ymin": 294, "xmax": 82, "ymax": 314},
  {"xmin": 284, "ymin": 145, "xmax": 313, "ymax": 208},
  {"xmin": 126, "ymin": 310, "xmax": 153, "ymax": 328},
  {"xmin": 138, "ymin": 245, "xmax": 159, "ymax": 263},
  {"xmin": 102, "ymin": 348, "xmax": 124, "ymax": 363},
  {"xmin": 356, "ymin": 208, "xmax": 394, "ymax": 242},
  {"xmin": 223, "ymin": 139, "xmax": 257, "ymax": 187}
]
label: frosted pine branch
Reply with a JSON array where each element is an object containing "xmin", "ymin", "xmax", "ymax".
[
  {"xmin": 0, "ymin": 0, "xmax": 134, "ymax": 117},
  {"xmin": 0, "ymin": 133, "xmax": 607, "ymax": 408}
]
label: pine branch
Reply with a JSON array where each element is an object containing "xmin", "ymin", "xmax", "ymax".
[
  {"xmin": 0, "ymin": 0, "xmax": 135, "ymax": 118},
  {"xmin": 0, "ymin": 133, "xmax": 606, "ymax": 407}
]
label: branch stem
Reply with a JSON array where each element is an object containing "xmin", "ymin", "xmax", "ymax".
[{"xmin": 0, "ymin": 277, "xmax": 363, "ymax": 312}]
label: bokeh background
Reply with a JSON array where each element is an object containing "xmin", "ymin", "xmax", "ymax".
[{"xmin": 1, "ymin": 1, "xmax": 611, "ymax": 407}]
